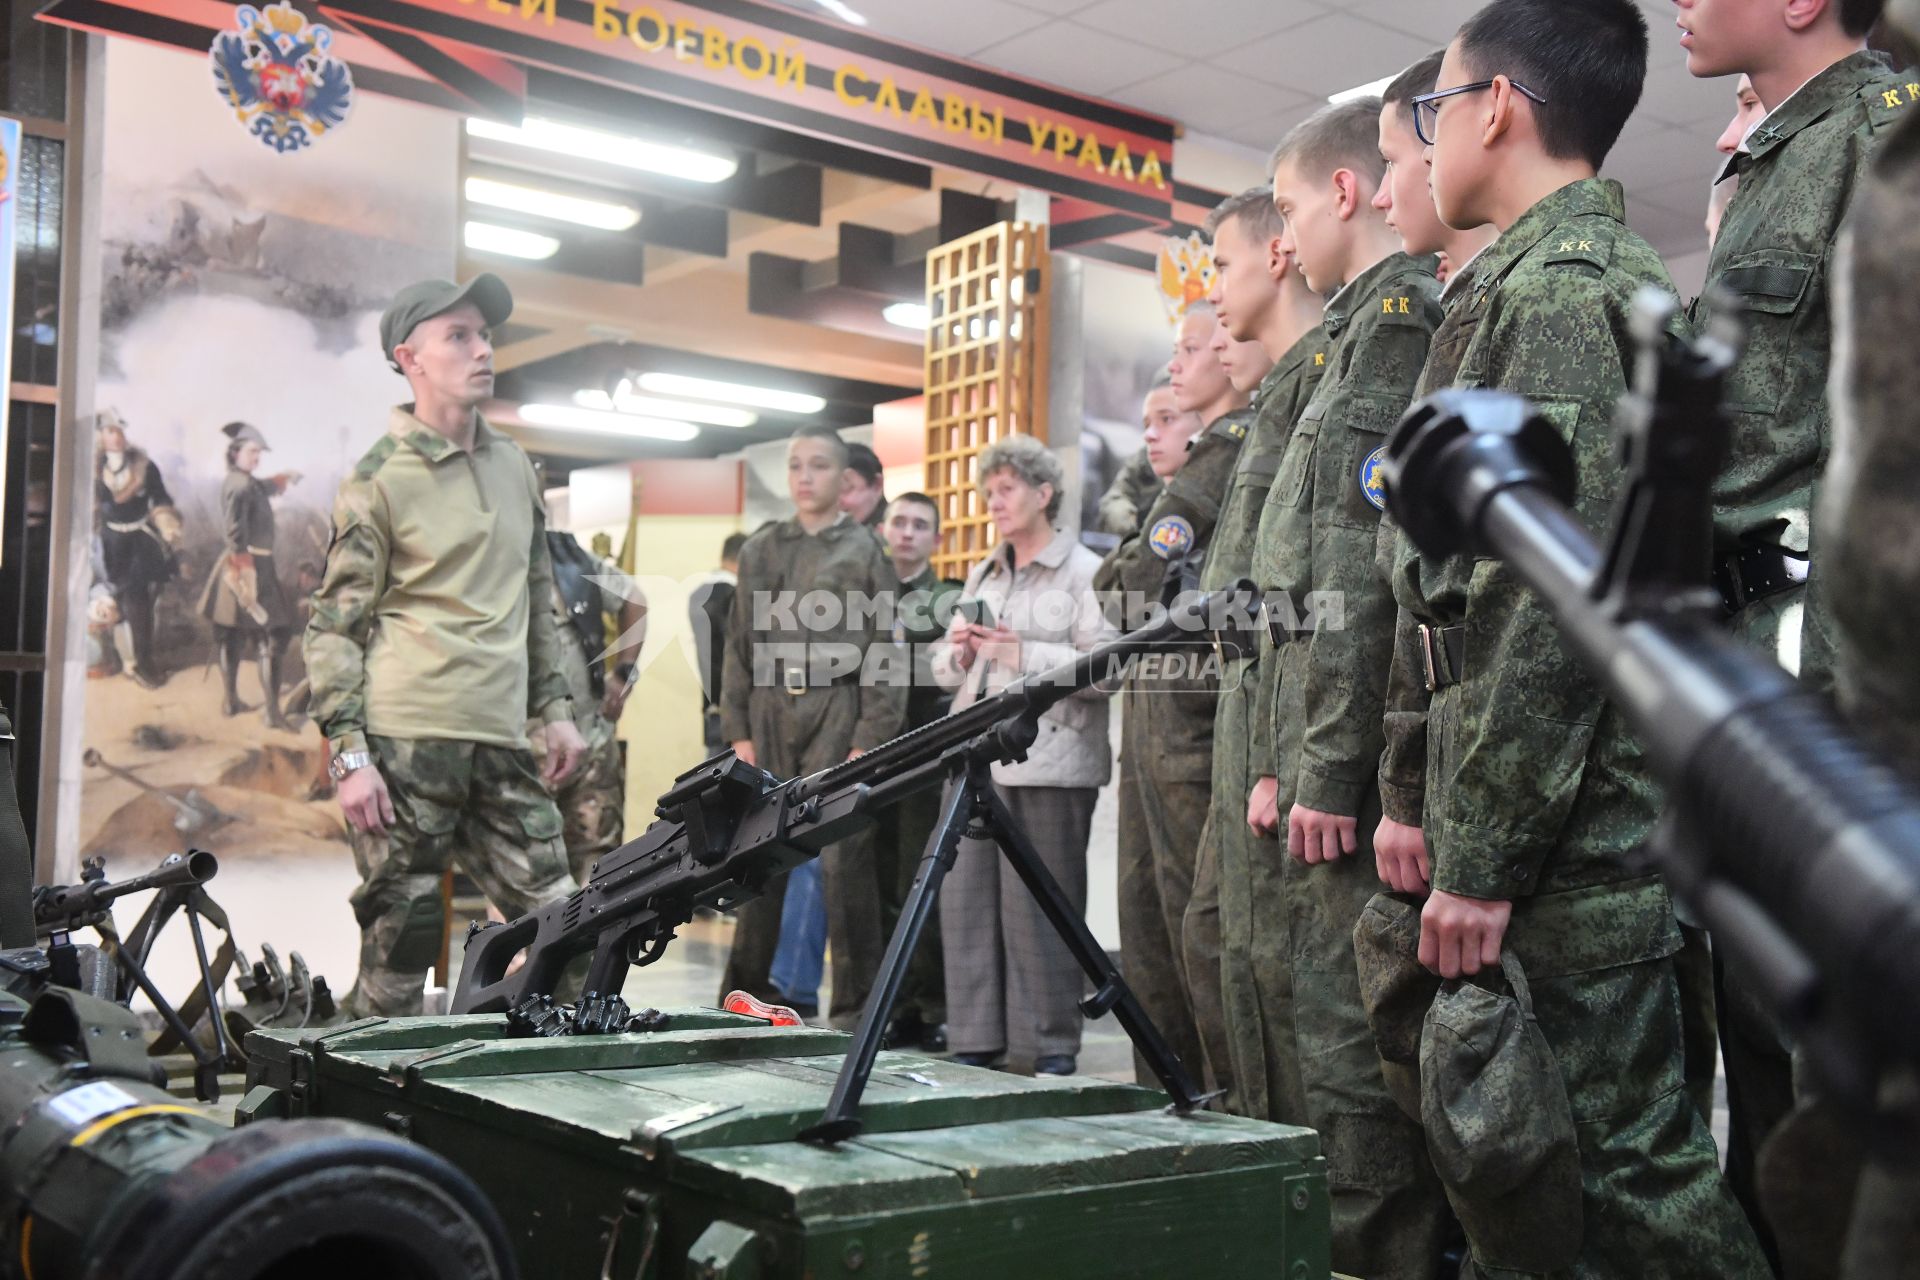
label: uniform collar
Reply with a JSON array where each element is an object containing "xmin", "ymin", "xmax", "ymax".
[
  {"xmin": 1471, "ymin": 178, "xmax": 1625, "ymax": 292},
  {"xmin": 776, "ymin": 511, "xmax": 851, "ymax": 539},
  {"xmin": 1322, "ymin": 252, "xmax": 1431, "ymax": 336},
  {"xmin": 390, "ymin": 405, "xmax": 501, "ymax": 461},
  {"xmin": 900, "ymin": 565, "xmax": 935, "ymax": 591},
  {"xmin": 1257, "ymin": 324, "xmax": 1328, "ymax": 400},
  {"xmin": 1441, "ymin": 245, "xmax": 1490, "ymax": 304},
  {"xmin": 1724, "ymin": 50, "xmax": 1891, "ymax": 179}
]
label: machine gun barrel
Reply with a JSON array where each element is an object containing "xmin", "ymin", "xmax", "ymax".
[
  {"xmin": 1381, "ymin": 364, "xmax": 1920, "ymax": 1085},
  {"xmin": 33, "ymin": 851, "xmax": 219, "ymax": 931},
  {"xmin": 453, "ymin": 584, "xmax": 1260, "ymax": 1018}
]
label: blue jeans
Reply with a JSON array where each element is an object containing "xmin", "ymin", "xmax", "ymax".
[{"xmin": 769, "ymin": 860, "xmax": 827, "ymax": 1010}]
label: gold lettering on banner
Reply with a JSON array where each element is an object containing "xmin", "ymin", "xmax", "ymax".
[
  {"xmin": 629, "ymin": 6, "xmax": 667, "ymax": 51},
  {"xmin": 734, "ymin": 33, "xmax": 769, "ymax": 79},
  {"xmin": 773, "ymin": 46, "xmax": 805, "ymax": 93},
  {"xmin": 456, "ymin": 1, "xmax": 1173, "ymax": 193},
  {"xmin": 834, "ymin": 63, "xmax": 870, "ymax": 106}
]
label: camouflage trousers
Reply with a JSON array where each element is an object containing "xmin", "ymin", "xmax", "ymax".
[
  {"xmin": 1116, "ymin": 727, "xmax": 1210, "ymax": 1090},
  {"xmin": 1273, "ymin": 641, "xmax": 1451, "ymax": 1280},
  {"xmin": 1209, "ymin": 658, "xmax": 1300, "ymax": 1123},
  {"xmin": 343, "ymin": 735, "xmax": 581, "ymax": 1018},
  {"xmin": 533, "ymin": 712, "xmax": 626, "ymax": 887},
  {"xmin": 1460, "ymin": 918, "xmax": 1768, "ymax": 1280},
  {"xmin": 873, "ymin": 778, "xmax": 945, "ymax": 1023}
]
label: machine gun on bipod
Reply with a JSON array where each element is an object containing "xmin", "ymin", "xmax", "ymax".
[
  {"xmin": 455, "ymin": 584, "xmax": 1265, "ymax": 1141},
  {"xmin": 1380, "ymin": 290, "xmax": 1920, "ymax": 1115},
  {"xmin": 21, "ymin": 850, "xmax": 337, "ymax": 1102}
]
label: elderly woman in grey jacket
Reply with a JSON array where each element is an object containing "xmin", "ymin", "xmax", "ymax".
[{"xmin": 930, "ymin": 435, "xmax": 1117, "ymax": 1076}]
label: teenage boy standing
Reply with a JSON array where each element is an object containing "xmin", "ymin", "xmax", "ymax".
[
  {"xmin": 1399, "ymin": 1, "xmax": 1767, "ymax": 1271},
  {"xmin": 1252, "ymin": 101, "xmax": 1449, "ymax": 1280}
]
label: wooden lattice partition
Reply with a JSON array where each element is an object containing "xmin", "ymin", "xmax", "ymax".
[{"xmin": 923, "ymin": 222, "xmax": 1050, "ymax": 583}]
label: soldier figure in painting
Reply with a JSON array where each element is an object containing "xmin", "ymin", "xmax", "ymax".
[
  {"xmin": 92, "ymin": 409, "xmax": 184, "ymax": 689},
  {"xmin": 199, "ymin": 421, "xmax": 303, "ymax": 730}
]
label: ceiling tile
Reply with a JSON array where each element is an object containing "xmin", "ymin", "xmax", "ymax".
[
  {"xmin": 987, "ymin": 0, "xmax": 1102, "ymax": 14},
  {"xmin": 1342, "ymin": 0, "xmax": 1483, "ymax": 44},
  {"xmin": 1211, "ymin": 11, "xmax": 1436, "ymax": 97},
  {"xmin": 1111, "ymin": 66, "xmax": 1313, "ymax": 135},
  {"xmin": 1072, "ymin": 0, "xmax": 1324, "ymax": 60},
  {"xmin": 969, "ymin": 20, "xmax": 1188, "ymax": 96},
  {"xmin": 1639, "ymin": 49, "xmax": 1744, "ymax": 127},
  {"xmin": 849, "ymin": 0, "xmax": 1055, "ymax": 57},
  {"xmin": 1636, "ymin": 173, "xmax": 1719, "ymax": 218},
  {"xmin": 1216, "ymin": 97, "xmax": 1327, "ymax": 153}
]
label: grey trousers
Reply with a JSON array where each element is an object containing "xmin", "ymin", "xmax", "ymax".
[{"xmin": 940, "ymin": 783, "xmax": 1096, "ymax": 1060}]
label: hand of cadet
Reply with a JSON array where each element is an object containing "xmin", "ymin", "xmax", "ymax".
[
  {"xmin": 1374, "ymin": 817, "xmax": 1432, "ymax": 894},
  {"xmin": 1289, "ymin": 805, "xmax": 1357, "ymax": 864},
  {"xmin": 975, "ymin": 625, "xmax": 1023, "ymax": 669},
  {"xmin": 337, "ymin": 763, "xmax": 395, "ymax": 835},
  {"xmin": 1419, "ymin": 890, "xmax": 1513, "ymax": 979},
  {"xmin": 541, "ymin": 719, "xmax": 588, "ymax": 787},
  {"xmin": 847, "ymin": 746, "xmax": 866, "ymax": 761},
  {"xmin": 1246, "ymin": 776, "xmax": 1281, "ymax": 838},
  {"xmin": 599, "ymin": 673, "xmax": 634, "ymax": 723},
  {"xmin": 732, "ymin": 739, "xmax": 758, "ymax": 767}
]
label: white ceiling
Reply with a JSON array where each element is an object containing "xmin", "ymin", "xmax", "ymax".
[{"xmin": 833, "ymin": 0, "xmax": 1736, "ymax": 261}]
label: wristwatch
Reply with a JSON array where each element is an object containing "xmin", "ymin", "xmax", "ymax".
[{"xmin": 329, "ymin": 750, "xmax": 373, "ymax": 781}]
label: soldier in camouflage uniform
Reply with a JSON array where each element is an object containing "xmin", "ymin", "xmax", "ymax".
[
  {"xmin": 307, "ymin": 274, "xmax": 589, "ymax": 1019},
  {"xmin": 1094, "ymin": 352, "xmax": 1245, "ymax": 1089},
  {"xmin": 528, "ymin": 526, "xmax": 648, "ymax": 887},
  {"xmin": 1253, "ymin": 101, "xmax": 1450, "ymax": 1280},
  {"xmin": 1095, "ymin": 446, "xmax": 1162, "ymax": 538},
  {"xmin": 1827, "ymin": 17, "xmax": 1920, "ymax": 1266},
  {"xmin": 1677, "ymin": 0, "xmax": 1908, "ymax": 1248},
  {"xmin": 1370, "ymin": 52, "xmax": 1500, "ymax": 908},
  {"xmin": 1397, "ymin": 7, "xmax": 1768, "ymax": 1272},
  {"xmin": 1192, "ymin": 187, "xmax": 1329, "ymax": 1121},
  {"xmin": 718, "ymin": 425, "xmax": 905, "ymax": 1028}
]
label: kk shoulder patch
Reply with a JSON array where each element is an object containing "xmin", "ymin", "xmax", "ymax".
[{"xmin": 1543, "ymin": 229, "xmax": 1612, "ymax": 274}]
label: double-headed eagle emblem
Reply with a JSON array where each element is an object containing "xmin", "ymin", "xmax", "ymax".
[{"xmin": 210, "ymin": 2, "xmax": 354, "ymax": 154}]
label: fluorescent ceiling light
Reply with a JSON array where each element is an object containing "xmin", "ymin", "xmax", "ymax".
[
  {"xmin": 571, "ymin": 384, "xmax": 758, "ymax": 428},
  {"xmin": 813, "ymin": 0, "xmax": 868, "ymax": 25},
  {"xmin": 632, "ymin": 372, "xmax": 827, "ymax": 415},
  {"xmin": 519, "ymin": 403, "xmax": 699, "ymax": 442},
  {"xmin": 464, "ymin": 220, "xmax": 559, "ymax": 260},
  {"xmin": 466, "ymin": 116, "xmax": 738, "ymax": 184},
  {"xmin": 1327, "ymin": 74, "xmax": 1397, "ymax": 105},
  {"xmin": 883, "ymin": 302, "xmax": 931, "ymax": 330},
  {"xmin": 464, "ymin": 177, "xmax": 640, "ymax": 231}
]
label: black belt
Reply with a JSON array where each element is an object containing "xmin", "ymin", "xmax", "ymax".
[
  {"xmin": 1420, "ymin": 624, "xmax": 1467, "ymax": 693},
  {"xmin": 1713, "ymin": 544, "xmax": 1809, "ymax": 616},
  {"xmin": 1265, "ymin": 617, "xmax": 1313, "ymax": 647},
  {"xmin": 1210, "ymin": 627, "xmax": 1258, "ymax": 663}
]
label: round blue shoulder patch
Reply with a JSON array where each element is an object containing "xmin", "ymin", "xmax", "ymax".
[
  {"xmin": 1358, "ymin": 445, "xmax": 1389, "ymax": 513},
  {"xmin": 1148, "ymin": 515, "xmax": 1196, "ymax": 560}
]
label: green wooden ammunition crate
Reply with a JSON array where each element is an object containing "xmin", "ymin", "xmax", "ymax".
[{"xmin": 241, "ymin": 1010, "xmax": 1331, "ymax": 1279}]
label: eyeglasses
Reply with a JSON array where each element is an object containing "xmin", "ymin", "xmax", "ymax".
[{"xmin": 1410, "ymin": 79, "xmax": 1548, "ymax": 147}]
